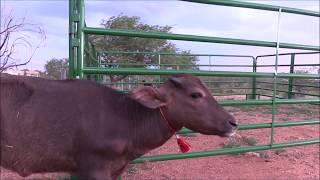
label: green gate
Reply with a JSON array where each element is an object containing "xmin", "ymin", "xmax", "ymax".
[{"xmin": 69, "ymin": 0, "xmax": 320, "ymax": 169}]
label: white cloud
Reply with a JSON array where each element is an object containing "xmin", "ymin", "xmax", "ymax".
[{"xmin": 86, "ymin": 12, "xmax": 111, "ymax": 27}]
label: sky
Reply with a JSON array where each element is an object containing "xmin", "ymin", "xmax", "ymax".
[{"xmin": 1, "ymin": 0, "xmax": 319, "ymax": 73}]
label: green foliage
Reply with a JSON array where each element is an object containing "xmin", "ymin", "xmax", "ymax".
[
  {"xmin": 223, "ymin": 137, "xmax": 241, "ymax": 148},
  {"xmin": 91, "ymin": 14, "xmax": 198, "ymax": 70},
  {"xmin": 44, "ymin": 58, "xmax": 68, "ymax": 80}
]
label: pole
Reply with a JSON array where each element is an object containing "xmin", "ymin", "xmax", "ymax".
[{"xmin": 288, "ymin": 54, "xmax": 295, "ymax": 98}]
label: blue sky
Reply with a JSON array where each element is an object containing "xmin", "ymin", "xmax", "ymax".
[{"xmin": 1, "ymin": 0, "xmax": 319, "ymax": 73}]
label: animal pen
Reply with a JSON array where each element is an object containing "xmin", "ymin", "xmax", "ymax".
[{"xmin": 69, "ymin": 0, "xmax": 320, "ymax": 175}]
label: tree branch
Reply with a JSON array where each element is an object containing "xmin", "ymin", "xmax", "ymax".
[{"xmin": 0, "ymin": 9, "xmax": 46, "ymax": 72}]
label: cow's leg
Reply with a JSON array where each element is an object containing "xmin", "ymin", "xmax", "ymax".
[
  {"xmin": 76, "ymin": 153, "xmax": 113, "ymax": 180},
  {"xmin": 76, "ymin": 152, "xmax": 128, "ymax": 180},
  {"xmin": 111, "ymin": 163, "xmax": 128, "ymax": 180}
]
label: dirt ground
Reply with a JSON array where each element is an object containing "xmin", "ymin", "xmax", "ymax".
[{"xmin": 1, "ymin": 103, "xmax": 319, "ymax": 180}]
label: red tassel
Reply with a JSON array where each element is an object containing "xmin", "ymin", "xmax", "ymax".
[{"xmin": 176, "ymin": 136, "xmax": 191, "ymax": 153}]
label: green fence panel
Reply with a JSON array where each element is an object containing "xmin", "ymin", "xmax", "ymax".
[{"xmin": 69, "ymin": 0, "xmax": 320, "ymax": 176}]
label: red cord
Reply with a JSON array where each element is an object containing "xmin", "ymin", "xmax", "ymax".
[
  {"xmin": 159, "ymin": 108, "xmax": 176, "ymax": 134},
  {"xmin": 159, "ymin": 107, "xmax": 191, "ymax": 153}
]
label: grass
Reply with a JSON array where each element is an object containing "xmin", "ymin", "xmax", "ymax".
[
  {"xmin": 242, "ymin": 136, "xmax": 258, "ymax": 146},
  {"xmin": 222, "ymin": 137, "xmax": 241, "ymax": 148},
  {"xmin": 222, "ymin": 135, "xmax": 258, "ymax": 149}
]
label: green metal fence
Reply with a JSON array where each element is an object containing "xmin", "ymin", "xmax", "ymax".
[
  {"xmin": 69, "ymin": 0, "xmax": 320, "ymax": 176},
  {"xmin": 255, "ymin": 52, "xmax": 320, "ymax": 99},
  {"xmin": 97, "ymin": 51, "xmax": 319, "ymax": 99}
]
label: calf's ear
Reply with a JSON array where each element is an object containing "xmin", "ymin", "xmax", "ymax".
[{"xmin": 129, "ymin": 86, "xmax": 168, "ymax": 109}]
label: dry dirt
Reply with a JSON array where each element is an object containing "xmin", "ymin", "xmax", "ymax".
[{"xmin": 1, "ymin": 103, "xmax": 319, "ymax": 180}]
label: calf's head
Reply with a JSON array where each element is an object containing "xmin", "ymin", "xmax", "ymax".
[{"xmin": 130, "ymin": 74, "xmax": 237, "ymax": 137}]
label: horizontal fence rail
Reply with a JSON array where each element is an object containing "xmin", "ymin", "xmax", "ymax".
[
  {"xmin": 134, "ymin": 118, "xmax": 320, "ymax": 163},
  {"xmin": 256, "ymin": 64, "xmax": 320, "ymax": 67},
  {"xmin": 181, "ymin": 0, "xmax": 320, "ymax": 17},
  {"xmin": 179, "ymin": 119, "xmax": 320, "ymax": 134},
  {"xmin": 83, "ymin": 27, "xmax": 320, "ymax": 51},
  {"xmin": 219, "ymin": 99, "xmax": 320, "ymax": 106},
  {"xmin": 259, "ymin": 87, "xmax": 320, "ymax": 97},
  {"xmin": 259, "ymin": 94, "xmax": 285, "ymax": 99},
  {"xmin": 100, "ymin": 51, "xmax": 256, "ymax": 59},
  {"xmin": 100, "ymin": 63, "xmax": 255, "ymax": 68},
  {"xmin": 82, "ymin": 67, "xmax": 320, "ymax": 79},
  {"xmin": 256, "ymin": 51, "xmax": 320, "ymax": 59},
  {"xmin": 105, "ymin": 80, "xmax": 252, "ymax": 85},
  {"xmin": 133, "ymin": 139, "xmax": 320, "ymax": 163},
  {"xmin": 257, "ymin": 81, "xmax": 320, "ymax": 88}
]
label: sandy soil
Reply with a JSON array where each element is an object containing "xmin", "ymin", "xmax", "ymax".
[{"xmin": 1, "ymin": 104, "xmax": 319, "ymax": 180}]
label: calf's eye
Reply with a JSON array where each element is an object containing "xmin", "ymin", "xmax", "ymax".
[{"xmin": 190, "ymin": 92, "xmax": 203, "ymax": 99}]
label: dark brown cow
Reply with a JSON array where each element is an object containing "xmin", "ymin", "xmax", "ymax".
[{"xmin": 0, "ymin": 73, "xmax": 237, "ymax": 179}]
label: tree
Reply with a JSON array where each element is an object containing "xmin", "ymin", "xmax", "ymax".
[
  {"xmin": 91, "ymin": 14, "xmax": 198, "ymax": 82},
  {"xmin": 44, "ymin": 58, "xmax": 68, "ymax": 80},
  {"xmin": 0, "ymin": 9, "xmax": 45, "ymax": 72}
]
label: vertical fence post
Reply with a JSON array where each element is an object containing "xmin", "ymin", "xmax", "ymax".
[
  {"xmin": 288, "ymin": 54, "xmax": 295, "ymax": 99},
  {"xmin": 84, "ymin": 33, "xmax": 90, "ymax": 80},
  {"xmin": 271, "ymin": 8, "xmax": 282, "ymax": 146},
  {"xmin": 77, "ymin": 0, "xmax": 85, "ymax": 79},
  {"xmin": 97, "ymin": 52, "xmax": 102, "ymax": 82},
  {"xmin": 68, "ymin": 0, "xmax": 75, "ymax": 78},
  {"xmin": 209, "ymin": 56, "xmax": 212, "ymax": 71},
  {"xmin": 158, "ymin": 54, "xmax": 161, "ymax": 84},
  {"xmin": 251, "ymin": 57, "xmax": 257, "ymax": 99}
]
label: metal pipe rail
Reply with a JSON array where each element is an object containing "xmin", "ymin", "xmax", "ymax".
[
  {"xmin": 204, "ymin": 81, "xmax": 250, "ymax": 83},
  {"xmin": 82, "ymin": 67, "xmax": 320, "ymax": 79},
  {"xmin": 256, "ymin": 51, "xmax": 320, "ymax": 59},
  {"xmin": 256, "ymin": 81, "xmax": 320, "ymax": 88},
  {"xmin": 83, "ymin": 27, "xmax": 320, "ymax": 51},
  {"xmin": 101, "ymin": 51, "xmax": 319, "ymax": 58},
  {"xmin": 209, "ymin": 87, "xmax": 252, "ymax": 90},
  {"xmin": 256, "ymin": 64, "xmax": 320, "ymax": 67},
  {"xmin": 106, "ymin": 80, "xmax": 251, "ymax": 85},
  {"xmin": 178, "ymin": 119, "xmax": 319, "ymax": 134},
  {"xmin": 100, "ymin": 63, "xmax": 319, "ymax": 68},
  {"xmin": 100, "ymin": 51, "xmax": 256, "ymax": 59},
  {"xmin": 212, "ymin": 93, "xmax": 249, "ymax": 96},
  {"xmin": 181, "ymin": 0, "xmax": 320, "ymax": 17},
  {"xmin": 257, "ymin": 94, "xmax": 285, "ymax": 99},
  {"xmin": 86, "ymin": 96, "xmax": 317, "ymax": 105},
  {"xmin": 259, "ymin": 87, "xmax": 320, "ymax": 97},
  {"xmin": 100, "ymin": 63, "xmax": 255, "ymax": 68},
  {"xmin": 219, "ymin": 99, "xmax": 320, "ymax": 106},
  {"xmin": 133, "ymin": 139, "xmax": 319, "ymax": 163},
  {"xmin": 133, "ymin": 119, "xmax": 320, "ymax": 163}
]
